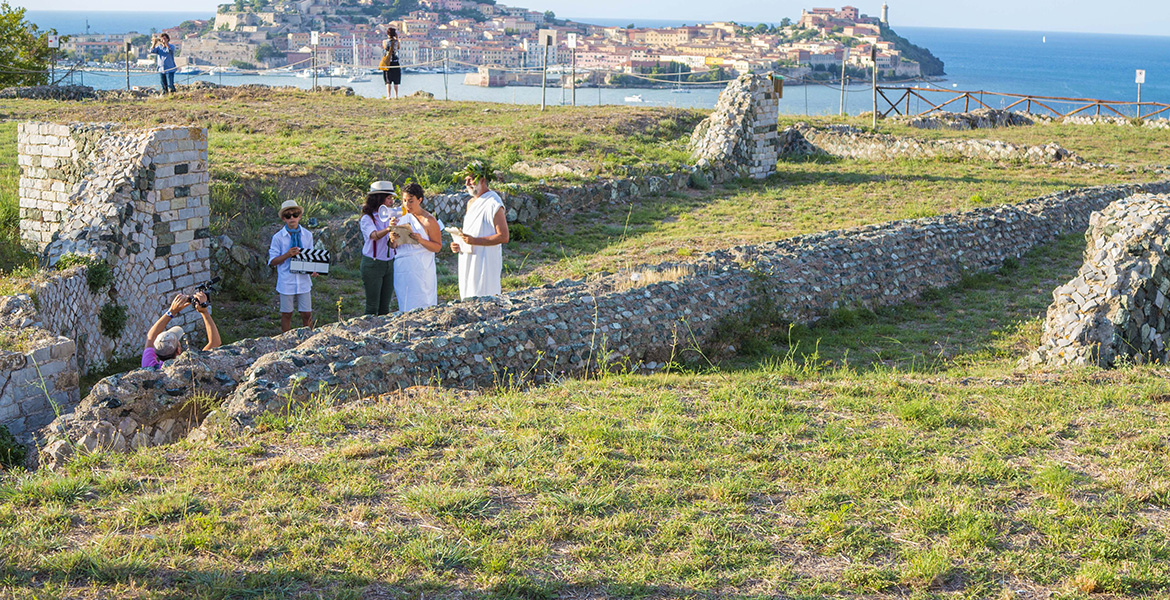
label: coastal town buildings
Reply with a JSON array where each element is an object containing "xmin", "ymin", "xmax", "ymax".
[{"xmin": 83, "ymin": 1, "xmax": 923, "ymax": 84}]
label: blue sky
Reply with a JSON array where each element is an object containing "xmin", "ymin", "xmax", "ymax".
[{"xmin": 16, "ymin": 0, "xmax": 1170, "ymax": 36}]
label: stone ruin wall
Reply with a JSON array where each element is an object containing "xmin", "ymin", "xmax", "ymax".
[
  {"xmin": 787, "ymin": 124, "xmax": 1080, "ymax": 163},
  {"xmin": 0, "ymin": 123, "xmax": 212, "ymax": 436},
  {"xmin": 39, "ymin": 179, "xmax": 1170, "ymax": 465},
  {"xmin": 688, "ymin": 72, "xmax": 781, "ymax": 180},
  {"xmin": 1029, "ymin": 193, "xmax": 1170, "ymax": 368}
]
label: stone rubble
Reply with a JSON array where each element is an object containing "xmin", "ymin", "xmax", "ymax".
[{"xmin": 1028, "ymin": 193, "xmax": 1170, "ymax": 368}]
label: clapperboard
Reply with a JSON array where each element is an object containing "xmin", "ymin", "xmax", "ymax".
[{"xmin": 288, "ymin": 249, "xmax": 331, "ymax": 274}]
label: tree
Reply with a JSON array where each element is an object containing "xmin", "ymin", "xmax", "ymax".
[
  {"xmin": 780, "ymin": 17, "xmax": 791, "ymax": 27},
  {"xmin": 0, "ymin": 2, "xmax": 56, "ymax": 87},
  {"xmin": 255, "ymin": 43, "xmax": 284, "ymax": 62},
  {"xmin": 543, "ymin": 10, "xmax": 555, "ymax": 20}
]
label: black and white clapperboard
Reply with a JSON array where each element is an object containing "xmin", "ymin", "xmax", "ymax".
[{"xmin": 288, "ymin": 249, "xmax": 331, "ymax": 274}]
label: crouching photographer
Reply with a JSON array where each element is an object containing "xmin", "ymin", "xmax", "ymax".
[{"xmin": 142, "ymin": 291, "xmax": 222, "ymax": 369}]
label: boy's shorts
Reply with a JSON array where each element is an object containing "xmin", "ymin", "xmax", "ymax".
[{"xmin": 280, "ymin": 292, "xmax": 312, "ymax": 313}]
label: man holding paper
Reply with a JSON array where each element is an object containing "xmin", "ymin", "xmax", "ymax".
[{"xmin": 449, "ymin": 161, "xmax": 509, "ymax": 299}]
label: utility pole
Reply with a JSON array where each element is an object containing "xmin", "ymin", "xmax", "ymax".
[
  {"xmin": 311, "ymin": 31, "xmax": 319, "ymax": 90},
  {"xmin": 839, "ymin": 47, "xmax": 849, "ymax": 116},
  {"xmin": 47, "ymin": 35, "xmax": 59, "ymax": 84},
  {"xmin": 567, "ymin": 33, "xmax": 578, "ymax": 106},
  {"xmin": 125, "ymin": 39, "xmax": 132, "ymax": 90},
  {"xmin": 871, "ymin": 46, "xmax": 878, "ymax": 129},
  {"xmin": 1136, "ymin": 69, "xmax": 1146, "ymax": 119},
  {"xmin": 540, "ymin": 43, "xmax": 549, "ymax": 111},
  {"xmin": 443, "ymin": 49, "xmax": 448, "ymax": 101}
]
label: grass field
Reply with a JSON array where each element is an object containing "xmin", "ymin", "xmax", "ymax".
[
  {"xmin": 4, "ymin": 234, "xmax": 1170, "ymax": 599},
  {"xmin": 3, "ymin": 93, "xmax": 1170, "ymax": 598}
]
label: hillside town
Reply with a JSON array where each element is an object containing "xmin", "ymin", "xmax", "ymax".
[{"xmin": 58, "ymin": 2, "xmax": 932, "ymax": 85}]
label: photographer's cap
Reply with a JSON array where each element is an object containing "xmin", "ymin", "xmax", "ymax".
[
  {"xmin": 154, "ymin": 325, "xmax": 185, "ymax": 357},
  {"xmin": 278, "ymin": 200, "xmax": 301, "ymax": 217},
  {"xmin": 368, "ymin": 180, "xmax": 397, "ymax": 194}
]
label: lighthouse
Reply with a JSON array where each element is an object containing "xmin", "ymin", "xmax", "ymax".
[{"xmin": 881, "ymin": 3, "xmax": 889, "ymax": 25}]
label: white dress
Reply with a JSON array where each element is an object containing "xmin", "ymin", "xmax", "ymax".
[
  {"xmin": 458, "ymin": 191, "xmax": 504, "ymax": 299},
  {"xmin": 393, "ymin": 213, "xmax": 439, "ymax": 312}
]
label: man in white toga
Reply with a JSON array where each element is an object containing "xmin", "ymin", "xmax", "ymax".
[{"xmin": 450, "ymin": 161, "xmax": 510, "ymax": 299}]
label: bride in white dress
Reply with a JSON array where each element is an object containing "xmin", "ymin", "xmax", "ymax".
[
  {"xmin": 393, "ymin": 182, "xmax": 442, "ymax": 312},
  {"xmin": 450, "ymin": 161, "xmax": 510, "ymax": 299}
]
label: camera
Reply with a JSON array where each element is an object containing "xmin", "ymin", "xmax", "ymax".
[{"xmin": 184, "ymin": 277, "xmax": 221, "ymax": 308}]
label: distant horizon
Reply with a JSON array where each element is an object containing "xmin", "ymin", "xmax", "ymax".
[{"xmin": 20, "ymin": 9, "xmax": 1170, "ymax": 40}]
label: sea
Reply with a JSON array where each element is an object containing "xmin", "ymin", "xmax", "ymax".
[{"xmin": 24, "ymin": 11, "xmax": 1170, "ymax": 116}]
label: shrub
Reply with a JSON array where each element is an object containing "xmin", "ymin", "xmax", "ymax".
[
  {"xmin": 57, "ymin": 254, "xmax": 113, "ymax": 294},
  {"xmin": 99, "ymin": 303, "xmax": 128, "ymax": 339}
]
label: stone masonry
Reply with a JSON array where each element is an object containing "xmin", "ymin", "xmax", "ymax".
[
  {"xmin": 689, "ymin": 72, "xmax": 781, "ymax": 179},
  {"xmin": 0, "ymin": 294, "xmax": 79, "ymax": 437},
  {"xmin": 38, "ymin": 179, "xmax": 1170, "ymax": 467},
  {"xmin": 0, "ymin": 123, "xmax": 213, "ymax": 439},
  {"xmin": 1028, "ymin": 193, "xmax": 1170, "ymax": 368},
  {"xmin": 15, "ymin": 122, "xmax": 212, "ymax": 372},
  {"xmin": 786, "ymin": 124, "xmax": 1079, "ymax": 163}
]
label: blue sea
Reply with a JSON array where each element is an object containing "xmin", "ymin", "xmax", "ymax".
[{"xmin": 22, "ymin": 11, "xmax": 1170, "ymax": 115}]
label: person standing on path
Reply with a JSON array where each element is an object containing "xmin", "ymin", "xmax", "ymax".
[
  {"xmin": 149, "ymin": 33, "xmax": 178, "ymax": 95},
  {"xmin": 381, "ymin": 27, "xmax": 401, "ymax": 99},
  {"xmin": 450, "ymin": 161, "xmax": 509, "ymax": 299},
  {"xmin": 359, "ymin": 181, "xmax": 399, "ymax": 315}
]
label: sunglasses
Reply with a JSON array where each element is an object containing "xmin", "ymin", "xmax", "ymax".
[{"xmin": 282, "ymin": 212, "xmax": 302, "ymax": 220}]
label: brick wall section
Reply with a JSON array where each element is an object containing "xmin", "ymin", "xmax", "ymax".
[
  {"xmin": 38, "ymin": 180, "xmax": 1170, "ymax": 465},
  {"xmin": 0, "ymin": 335, "xmax": 78, "ymax": 437},
  {"xmin": 688, "ymin": 73, "xmax": 781, "ymax": 179},
  {"xmin": 3, "ymin": 123, "xmax": 214, "ymax": 440},
  {"xmin": 13, "ymin": 122, "xmax": 213, "ymax": 372}
]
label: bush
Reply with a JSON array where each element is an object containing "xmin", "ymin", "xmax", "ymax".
[
  {"xmin": 56, "ymin": 254, "xmax": 113, "ymax": 294},
  {"xmin": 99, "ymin": 303, "xmax": 128, "ymax": 339},
  {"xmin": 0, "ymin": 424, "xmax": 27, "ymax": 469}
]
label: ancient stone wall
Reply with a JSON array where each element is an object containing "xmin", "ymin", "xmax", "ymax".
[
  {"xmin": 1, "ymin": 123, "xmax": 214, "ymax": 439},
  {"xmin": 788, "ymin": 124, "xmax": 1079, "ymax": 163},
  {"xmin": 40, "ymin": 179, "xmax": 1170, "ymax": 465},
  {"xmin": 689, "ymin": 73, "xmax": 781, "ymax": 179},
  {"xmin": 900, "ymin": 109, "xmax": 1035, "ymax": 130},
  {"xmin": 1028, "ymin": 193, "xmax": 1170, "ymax": 368},
  {"xmin": 14, "ymin": 122, "xmax": 213, "ymax": 372},
  {"xmin": 0, "ymin": 294, "xmax": 79, "ymax": 437}
]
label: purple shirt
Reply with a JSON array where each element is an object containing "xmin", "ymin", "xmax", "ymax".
[{"xmin": 141, "ymin": 347, "xmax": 162, "ymax": 369}]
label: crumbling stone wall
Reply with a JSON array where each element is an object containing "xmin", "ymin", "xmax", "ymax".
[
  {"xmin": 898, "ymin": 109, "xmax": 1035, "ymax": 130},
  {"xmin": 785, "ymin": 124, "xmax": 1079, "ymax": 163},
  {"xmin": 15, "ymin": 122, "xmax": 212, "ymax": 371},
  {"xmin": 0, "ymin": 294, "xmax": 78, "ymax": 437},
  {"xmin": 689, "ymin": 73, "xmax": 781, "ymax": 179},
  {"xmin": 1028, "ymin": 193, "xmax": 1170, "ymax": 367},
  {"xmin": 39, "ymin": 179, "xmax": 1170, "ymax": 466},
  {"xmin": 1, "ymin": 123, "xmax": 213, "ymax": 438}
]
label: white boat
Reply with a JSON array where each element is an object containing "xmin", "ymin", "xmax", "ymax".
[
  {"xmin": 295, "ymin": 69, "xmax": 315, "ymax": 78},
  {"xmin": 347, "ymin": 72, "xmax": 371, "ymax": 83},
  {"xmin": 208, "ymin": 66, "xmax": 241, "ymax": 76},
  {"xmin": 330, "ymin": 66, "xmax": 349, "ymax": 77},
  {"xmin": 670, "ymin": 85, "xmax": 690, "ymax": 94},
  {"xmin": 177, "ymin": 66, "xmax": 203, "ymax": 75},
  {"xmin": 624, "ymin": 94, "xmax": 644, "ymax": 103}
]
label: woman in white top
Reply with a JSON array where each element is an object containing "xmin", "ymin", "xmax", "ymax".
[
  {"xmin": 450, "ymin": 161, "xmax": 509, "ymax": 299},
  {"xmin": 358, "ymin": 181, "xmax": 399, "ymax": 315},
  {"xmin": 394, "ymin": 182, "xmax": 442, "ymax": 312}
]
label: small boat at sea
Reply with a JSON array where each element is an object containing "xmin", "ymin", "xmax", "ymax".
[
  {"xmin": 624, "ymin": 94, "xmax": 644, "ymax": 103},
  {"xmin": 347, "ymin": 72, "xmax": 371, "ymax": 83},
  {"xmin": 208, "ymin": 66, "xmax": 241, "ymax": 76},
  {"xmin": 670, "ymin": 85, "xmax": 690, "ymax": 94},
  {"xmin": 177, "ymin": 66, "xmax": 203, "ymax": 75}
]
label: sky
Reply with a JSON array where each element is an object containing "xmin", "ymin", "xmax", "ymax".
[{"xmin": 15, "ymin": 0, "xmax": 1170, "ymax": 37}]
